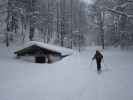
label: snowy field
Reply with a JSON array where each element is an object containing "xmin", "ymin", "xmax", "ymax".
[{"xmin": 0, "ymin": 44, "xmax": 133, "ymax": 100}]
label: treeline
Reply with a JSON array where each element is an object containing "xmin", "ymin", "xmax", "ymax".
[
  {"xmin": 0, "ymin": 0, "xmax": 89, "ymax": 51},
  {"xmin": 0, "ymin": 0, "xmax": 133, "ymax": 49},
  {"xmin": 88, "ymin": 0, "xmax": 133, "ymax": 49}
]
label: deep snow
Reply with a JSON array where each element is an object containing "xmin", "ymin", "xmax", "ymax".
[{"xmin": 0, "ymin": 44, "xmax": 133, "ymax": 100}]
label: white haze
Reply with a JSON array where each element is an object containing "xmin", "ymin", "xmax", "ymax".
[{"xmin": 82, "ymin": 0, "xmax": 95, "ymax": 4}]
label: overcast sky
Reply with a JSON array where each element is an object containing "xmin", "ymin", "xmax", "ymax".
[{"xmin": 82, "ymin": 0, "xmax": 95, "ymax": 4}]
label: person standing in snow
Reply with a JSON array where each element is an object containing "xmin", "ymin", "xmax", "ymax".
[{"xmin": 92, "ymin": 50, "xmax": 103, "ymax": 72}]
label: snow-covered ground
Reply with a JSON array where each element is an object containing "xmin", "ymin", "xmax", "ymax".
[{"xmin": 0, "ymin": 44, "xmax": 133, "ymax": 100}]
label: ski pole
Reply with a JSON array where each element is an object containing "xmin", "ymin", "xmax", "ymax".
[{"xmin": 89, "ymin": 60, "xmax": 93, "ymax": 69}]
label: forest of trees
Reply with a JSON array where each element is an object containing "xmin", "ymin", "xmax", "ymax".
[
  {"xmin": 89, "ymin": 0, "xmax": 133, "ymax": 49},
  {"xmin": 0, "ymin": 0, "xmax": 133, "ymax": 50}
]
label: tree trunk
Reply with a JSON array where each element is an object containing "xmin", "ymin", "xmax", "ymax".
[{"xmin": 6, "ymin": 0, "xmax": 10, "ymax": 47}]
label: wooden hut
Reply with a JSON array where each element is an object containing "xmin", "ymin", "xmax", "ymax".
[{"xmin": 14, "ymin": 41, "xmax": 73, "ymax": 63}]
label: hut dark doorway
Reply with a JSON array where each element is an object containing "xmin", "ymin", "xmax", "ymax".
[
  {"xmin": 35, "ymin": 56, "xmax": 46, "ymax": 63},
  {"xmin": 35, "ymin": 50, "xmax": 47, "ymax": 63}
]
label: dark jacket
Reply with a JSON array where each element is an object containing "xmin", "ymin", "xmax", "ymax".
[{"xmin": 93, "ymin": 50, "xmax": 103, "ymax": 64}]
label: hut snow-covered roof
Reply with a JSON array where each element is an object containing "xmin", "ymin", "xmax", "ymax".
[{"xmin": 15, "ymin": 41, "xmax": 73, "ymax": 56}]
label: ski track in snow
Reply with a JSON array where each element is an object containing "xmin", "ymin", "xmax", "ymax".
[{"xmin": 0, "ymin": 45, "xmax": 133, "ymax": 100}]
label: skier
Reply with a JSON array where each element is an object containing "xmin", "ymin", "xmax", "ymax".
[{"xmin": 92, "ymin": 50, "xmax": 103, "ymax": 73}]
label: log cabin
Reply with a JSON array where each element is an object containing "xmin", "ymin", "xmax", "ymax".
[{"xmin": 14, "ymin": 41, "xmax": 73, "ymax": 63}]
